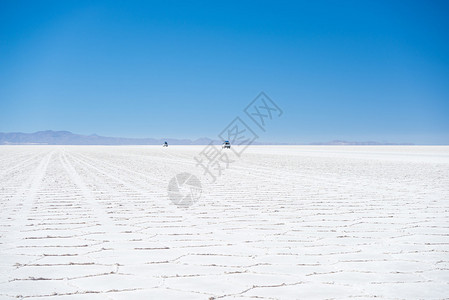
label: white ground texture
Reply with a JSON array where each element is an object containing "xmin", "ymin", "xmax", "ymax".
[{"xmin": 0, "ymin": 145, "xmax": 448, "ymax": 300}]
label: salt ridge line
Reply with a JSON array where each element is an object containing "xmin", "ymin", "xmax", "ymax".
[
  {"xmin": 63, "ymin": 149, "xmax": 242, "ymax": 246},
  {"xmin": 59, "ymin": 150, "xmax": 120, "ymax": 233},
  {"xmin": 63, "ymin": 150, "xmax": 175, "ymax": 229},
  {"xmin": 68, "ymin": 150, "xmax": 167, "ymax": 185},
  {"xmin": 0, "ymin": 149, "xmax": 40, "ymax": 166},
  {"xmin": 59, "ymin": 149, "xmax": 242, "ymax": 297},
  {"xmin": 0, "ymin": 151, "xmax": 48, "ymax": 178},
  {"xmin": 1, "ymin": 150, "xmax": 148, "ymax": 298},
  {"xmin": 0, "ymin": 151, "xmax": 54, "ymax": 292},
  {"xmin": 1, "ymin": 150, "xmax": 53, "ymax": 237}
]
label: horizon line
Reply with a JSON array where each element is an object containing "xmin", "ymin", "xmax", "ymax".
[{"xmin": 2, "ymin": 129, "xmax": 447, "ymax": 145}]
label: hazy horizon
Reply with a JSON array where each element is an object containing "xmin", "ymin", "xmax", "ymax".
[
  {"xmin": 0, "ymin": 129, "xmax": 439, "ymax": 145},
  {"xmin": 1, "ymin": 128, "xmax": 448, "ymax": 145}
]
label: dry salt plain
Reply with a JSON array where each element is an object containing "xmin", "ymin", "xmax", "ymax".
[{"xmin": 0, "ymin": 145, "xmax": 448, "ymax": 300}]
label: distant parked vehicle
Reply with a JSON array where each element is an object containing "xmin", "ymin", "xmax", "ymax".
[
  {"xmin": 163, "ymin": 141, "xmax": 168, "ymax": 147},
  {"xmin": 222, "ymin": 141, "xmax": 231, "ymax": 149}
]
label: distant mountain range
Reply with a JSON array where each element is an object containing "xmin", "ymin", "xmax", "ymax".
[
  {"xmin": 0, "ymin": 131, "xmax": 414, "ymax": 145},
  {"xmin": 0, "ymin": 131, "xmax": 214, "ymax": 145}
]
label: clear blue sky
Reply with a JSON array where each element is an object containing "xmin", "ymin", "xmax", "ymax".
[{"xmin": 1, "ymin": 0, "xmax": 448, "ymax": 144}]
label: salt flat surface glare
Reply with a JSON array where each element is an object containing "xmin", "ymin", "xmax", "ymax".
[{"xmin": 0, "ymin": 145, "xmax": 448, "ymax": 299}]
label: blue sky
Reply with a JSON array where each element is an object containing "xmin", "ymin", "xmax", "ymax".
[{"xmin": 0, "ymin": 0, "xmax": 448, "ymax": 144}]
